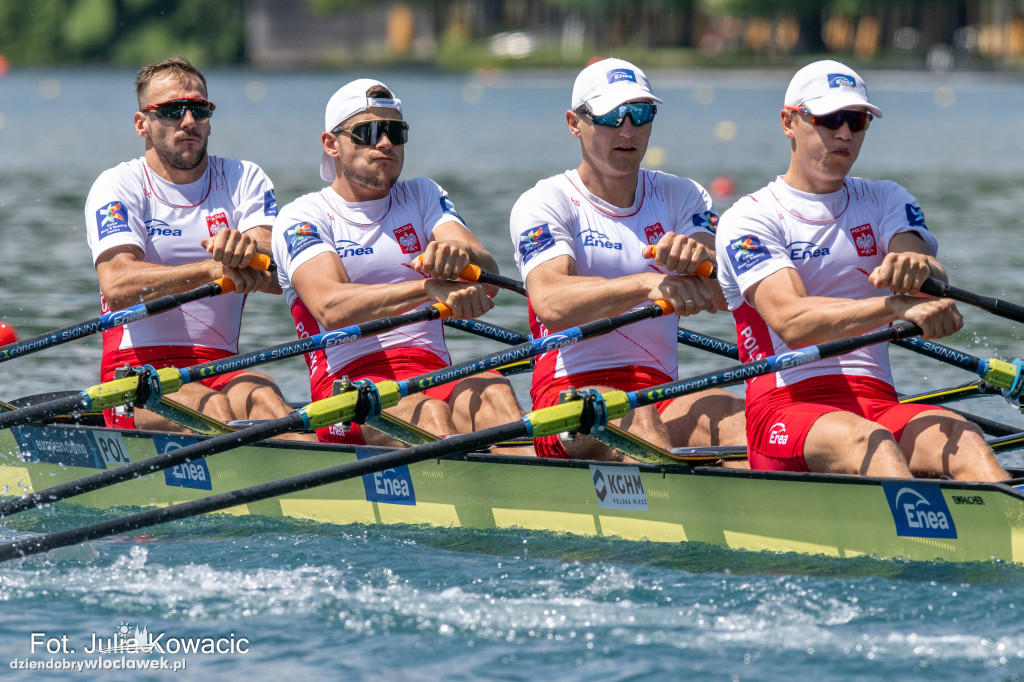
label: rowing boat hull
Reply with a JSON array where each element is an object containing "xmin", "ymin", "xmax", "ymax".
[{"xmin": 2, "ymin": 422, "xmax": 1024, "ymax": 564}]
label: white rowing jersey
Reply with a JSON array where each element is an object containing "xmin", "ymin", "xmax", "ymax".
[
  {"xmin": 509, "ymin": 168, "xmax": 718, "ymax": 381},
  {"xmin": 272, "ymin": 178, "xmax": 465, "ymax": 378},
  {"xmin": 84, "ymin": 155, "xmax": 277, "ymax": 356},
  {"xmin": 716, "ymin": 176, "xmax": 939, "ymax": 389}
]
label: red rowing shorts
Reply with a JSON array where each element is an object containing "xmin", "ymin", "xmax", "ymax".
[
  {"xmin": 745, "ymin": 374, "xmax": 946, "ymax": 472},
  {"xmin": 530, "ymin": 365, "xmax": 674, "ymax": 459},
  {"xmin": 101, "ymin": 345, "xmax": 244, "ymax": 429},
  {"xmin": 313, "ymin": 347, "xmax": 498, "ymax": 445}
]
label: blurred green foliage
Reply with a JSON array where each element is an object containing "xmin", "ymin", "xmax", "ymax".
[{"xmin": 0, "ymin": 0, "xmax": 245, "ymax": 66}]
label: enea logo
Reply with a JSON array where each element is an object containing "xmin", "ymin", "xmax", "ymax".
[
  {"xmin": 606, "ymin": 68, "xmax": 637, "ymax": 84},
  {"xmin": 97, "ymin": 201, "xmax": 131, "ymax": 239},
  {"xmin": 336, "ymin": 239, "xmax": 374, "ymax": 258},
  {"xmin": 590, "ymin": 464, "xmax": 648, "ymax": 510},
  {"xmin": 264, "ymin": 189, "xmax": 278, "ymax": 217},
  {"xmin": 905, "ymin": 204, "xmax": 928, "ymax": 229},
  {"xmin": 358, "ymin": 452, "xmax": 416, "ymax": 505},
  {"xmin": 882, "ymin": 481, "xmax": 957, "ymax": 539},
  {"xmin": 518, "ymin": 223, "xmax": 555, "ymax": 263},
  {"xmin": 580, "ymin": 228, "xmax": 623, "ymax": 250},
  {"xmin": 692, "ymin": 210, "xmax": 719, "ymax": 234},
  {"xmin": 827, "ymin": 72, "xmax": 857, "ymax": 89},
  {"xmin": 726, "ymin": 234, "xmax": 771, "ymax": 274},
  {"xmin": 767, "ymin": 422, "xmax": 789, "ymax": 446},
  {"xmin": 788, "ymin": 241, "xmax": 831, "ymax": 261},
  {"xmin": 285, "ymin": 221, "xmax": 323, "ymax": 258},
  {"xmin": 153, "ymin": 435, "xmax": 212, "ymax": 491},
  {"xmin": 145, "ymin": 218, "xmax": 182, "ymax": 238}
]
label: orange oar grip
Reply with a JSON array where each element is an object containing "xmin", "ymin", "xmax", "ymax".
[
  {"xmin": 653, "ymin": 299, "xmax": 674, "ymax": 315},
  {"xmin": 459, "ymin": 263, "xmax": 483, "ymax": 282},
  {"xmin": 648, "ymin": 247, "xmax": 716, "ymax": 279},
  {"xmin": 215, "ymin": 277, "xmax": 236, "ymax": 295},
  {"xmin": 695, "ymin": 260, "xmax": 715, "ymax": 278},
  {"xmin": 248, "ymin": 253, "xmax": 272, "ymax": 271},
  {"xmin": 433, "ymin": 302, "xmax": 453, "ymax": 319}
]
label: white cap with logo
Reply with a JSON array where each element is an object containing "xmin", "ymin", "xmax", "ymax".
[
  {"xmin": 320, "ymin": 78, "xmax": 403, "ymax": 182},
  {"xmin": 784, "ymin": 59, "xmax": 882, "ymax": 118},
  {"xmin": 571, "ymin": 57, "xmax": 662, "ymax": 116}
]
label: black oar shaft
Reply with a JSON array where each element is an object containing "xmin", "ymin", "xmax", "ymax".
[
  {"xmin": 0, "ymin": 421, "xmax": 525, "ymax": 562},
  {"xmin": 0, "ymin": 281, "xmax": 224, "ymax": 363},
  {"xmin": 921, "ymin": 278, "xmax": 1024, "ymax": 325}
]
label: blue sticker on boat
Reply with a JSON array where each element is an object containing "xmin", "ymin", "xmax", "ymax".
[
  {"xmin": 882, "ymin": 481, "xmax": 957, "ymax": 539},
  {"xmin": 12, "ymin": 426, "xmax": 105, "ymax": 469},
  {"xmin": 358, "ymin": 451, "xmax": 416, "ymax": 505},
  {"xmin": 153, "ymin": 434, "xmax": 212, "ymax": 491}
]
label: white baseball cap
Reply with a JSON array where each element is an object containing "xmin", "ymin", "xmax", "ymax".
[
  {"xmin": 571, "ymin": 58, "xmax": 662, "ymax": 116},
  {"xmin": 784, "ymin": 60, "xmax": 882, "ymax": 118},
  {"xmin": 320, "ymin": 78, "xmax": 403, "ymax": 182}
]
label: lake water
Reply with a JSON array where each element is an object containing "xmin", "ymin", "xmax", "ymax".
[{"xmin": 2, "ymin": 66, "xmax": 1024, "ymax": 679}]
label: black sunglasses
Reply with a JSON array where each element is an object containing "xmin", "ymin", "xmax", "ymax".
[
  {"xmin": 332, "ymin": 119, "xmax": 409, "ymax": 146},
  {"xmin": 142, "ymin": 98, "xmax": 216, "ymax": 120},
  {"xmin": 577, "ymin": 101, "xmax": 657, "ymax": 128},
  {"xmin": 786, "ymin": 105, "xmax": 872, "ymax": 132}
]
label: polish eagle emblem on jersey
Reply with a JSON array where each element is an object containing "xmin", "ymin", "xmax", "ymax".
[
  {"xmin": 850, "ymin": 224, "xmax": 877, "ymax": 257},
  {"xmin": 644, "ymin": 223, "xmax": 665, "ymax": 245},
  {"xmin": 205, "ymin": 211, "xmax": 229, "ymax": 237},
  {"xmin": 393, "ymin": 224, "xmax": 422, "ymax": 254}
]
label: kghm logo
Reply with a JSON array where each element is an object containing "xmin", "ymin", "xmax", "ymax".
[{"xmin": 882, "ymin": 481, "xmax": 957, "ymax": 539}]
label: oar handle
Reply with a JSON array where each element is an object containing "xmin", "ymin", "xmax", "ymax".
[
  {"xmin": 648, "ymin": 247, "xmax": 716, "ymax": 279},
  {"xmin": 410, "ymin": 256, "xmax": 528, "ymax": 296},
  {"xmin": 216, "ymin": 253, "xmax": 275, "ymax": 294},
  {"xmin": 920, "ymin": 277, "xmax": 1024, "ymax": 325}
]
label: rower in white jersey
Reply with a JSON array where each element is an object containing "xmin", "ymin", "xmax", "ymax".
[
  {"xmin": 271, "ymin": 78, "xmax": 528, "ymax": 451},
  {"xmin": 716, "ymin": 59, "xmax": 1006, "ymax": 481},
  {"xmin": 84, "ymin": 57, "xmax": 308, "ymax": 439},
  {"xmin": 509, "ymin": 57, "xmax": 746, "ymax": 461}
]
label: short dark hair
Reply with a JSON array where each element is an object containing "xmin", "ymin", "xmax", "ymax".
[
  {"xmin": 135, "ymin": 57, "xmax": 207, "ymax": 107},
  {"xmin": 366, "ymin": 84, "xmax": 393, "ymax": 99}
]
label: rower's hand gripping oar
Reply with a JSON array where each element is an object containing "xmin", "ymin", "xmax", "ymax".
[
  {"xmin": 0, "ymin": 300, "xmax": 674, "ymax": 518},
  {"xmin": 0, "ymin": 321, "xmax": 921, "ymax": 562},
  {"xmin": 0, "ymin": 253, "xmax": 273, "ymax": 364},
  {"xmin": 0, "ymin": 301, "xmax": 453, "ymax": 433},
  {"xmin": 646, "ymin": 246, "xmax": 717, "ymax": 279},
  {"xmin": 410, "ymin": 256, "xmax": 528, "ymax": 297}
]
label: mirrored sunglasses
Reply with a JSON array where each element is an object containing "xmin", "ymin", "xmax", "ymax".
[
  {"xmin": 332, "ymin": 119, "xmax": 409, "ymax": 146},
  {"xmin": 578, "ymin": 101, "xmax": 657, "ymax": 127},
  {"xmin": 142, "ymin": 98, "xmax": 216, "ymax": 120},
  {"xmin": 786, "ymin": 105, "xmax": 872, "ymax": 132}
]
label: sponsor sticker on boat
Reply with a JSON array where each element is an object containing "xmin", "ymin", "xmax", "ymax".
[
  {"xmin": 154, "ymin": 435, "xmax": 212, "ymax": 491},
  {"xmin": 590, "ymin": 465, "xmax": 648, "ymax": 510},
  {"xmin": 881, "ymin": 481, "xmax": 957, "ymax": 539},
  {"xmin": 12, "ymin": 426, "xmax": 106, "ymax": 469},
  {"xmin": 357, "ymin": 450, "xmax": 416, "ymax": 505}
]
